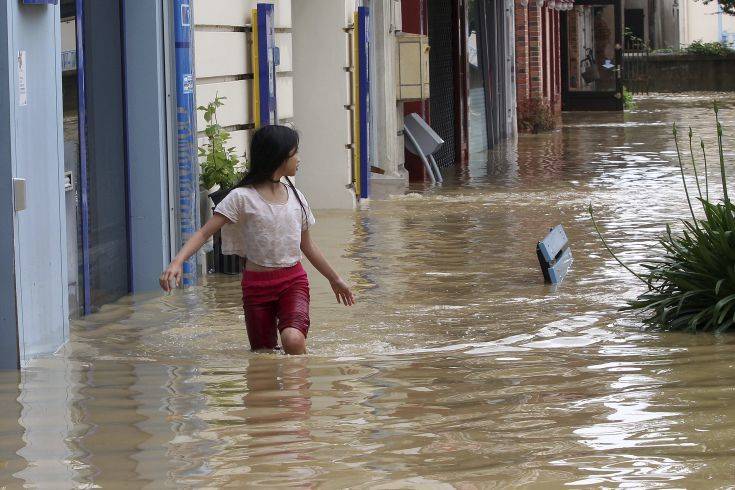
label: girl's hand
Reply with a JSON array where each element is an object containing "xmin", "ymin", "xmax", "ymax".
[
  {"xmin": 330, "ymin": 278, "xmax": 355, "ymax": 306},
  {"xmin": 160, "ymin": 261, "xmax": 183, "ymax": 292}
]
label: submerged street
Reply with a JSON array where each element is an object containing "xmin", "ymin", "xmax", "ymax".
[{"xmin": 1, "ymin": 94, "xmax": 734, "ymax": 487}]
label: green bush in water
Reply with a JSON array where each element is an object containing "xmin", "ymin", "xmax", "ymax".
[
  {"xmin": 517, "ymin": 98, "xmax": 557, "ymax": 134},
  {"xmin": 591, "ymin": 103, "xmax": 735, "ymax": 332},
  {"xmin": 623, "ymin": 86, "xmax": 636, "ymax": 110}
]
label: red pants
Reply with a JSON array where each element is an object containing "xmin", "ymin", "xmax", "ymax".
[{"xmin": 241, "ymin": 263, "xmax": 310, "ymax": 350}]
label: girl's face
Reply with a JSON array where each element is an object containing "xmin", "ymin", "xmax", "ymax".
[{"xmin": 281, "ymin": 148, "xmax": 300, "ymax": 177}]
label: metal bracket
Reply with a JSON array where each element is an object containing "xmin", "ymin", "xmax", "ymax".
[{"xmin": 13, "ymin": 178, "xmax": 26, "ymax": 212}]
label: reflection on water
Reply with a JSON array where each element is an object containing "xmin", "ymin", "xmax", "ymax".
[{"xmin": 2, "ymin": 94, "xmax": 735, "ymax": 487}]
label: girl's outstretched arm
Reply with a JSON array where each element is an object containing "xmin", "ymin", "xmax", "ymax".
[
  {"xmin": 159, "ymin": 213, "xmax": 231, "ymax": 292},
  {"xmin": 300, "ymin": 229, "xmax": 355, "ymax": 306}
]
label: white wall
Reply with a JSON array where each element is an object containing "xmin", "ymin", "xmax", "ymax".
[
  {"xmin": 193, "ymin": 0, "xmax": 294, "ymax": 168},
  {"xmin": 368, "ymin": 0, "xmax": 409, "ymax": 199},
  {"xmin": 658, "ymin": 0, "xmax": 680, "ymax": 48},
  {"xmin": 680, "ymin": 0, "xmax": 735, "ymax": 46},
  {"xmin": 193, "ymin": 0, "xmax": 405, "ymax": 208},
  {"xmin": 291, "ymin": 0, "xmax": 357, "ymax": 209}
]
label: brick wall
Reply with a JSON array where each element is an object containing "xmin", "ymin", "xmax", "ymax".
[
  {"xmin": 515, "ymin": 0, "xmax": 563, "ymax": 121},
  {"xmin": 515, "ymin": 2, "xmax": 529, "ymax": 101}
]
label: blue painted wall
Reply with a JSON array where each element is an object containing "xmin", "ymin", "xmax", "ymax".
[
  {"xmin": 0, "ymin": 1, "xmax": 68, "ymax": 366},
  {"xmin": 0, "ymin": 0, "xmax": 171, "ymax": 369},
  {"xmin": 123, "ymin": 0, "xmax": 171, "ymax": 292},
  {"xmin": 0, "ymin": 2, "xmax": 20, "ymax": 370}
]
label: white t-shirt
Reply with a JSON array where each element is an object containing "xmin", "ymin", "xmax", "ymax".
[{"xmin": 214, "ymin": 184, "xmax": 316, "ymax": 268}]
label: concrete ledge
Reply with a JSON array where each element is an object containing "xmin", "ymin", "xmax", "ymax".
[{"xmin": 369, "ymin": 172, "xmax": 409, "ymax": 200}]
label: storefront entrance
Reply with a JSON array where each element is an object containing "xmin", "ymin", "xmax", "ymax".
[
  {"xmin": 1, "ymin": 0, "xmax": 171, "ymax": 367},
  {"xmin": 561, "ymin": 0, "xmax": 624, "ymax": 111},
  {"xmin": 467, "ymin": 0, "xmax": 514, "ymax": 154},
  {"xmin": 61, "ymin": 0, "xmax": 130, "ymax": 316},
  {"xmin": 425, "ymin": 0, "xmax": 515, "ymax": 170}
]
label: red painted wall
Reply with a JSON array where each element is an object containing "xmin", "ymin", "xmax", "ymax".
[{"xmin": 401, "ymin": 0, "xmax": 430, "ymax": 181}]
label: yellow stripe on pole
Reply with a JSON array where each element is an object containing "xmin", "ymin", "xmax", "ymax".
[
  {"xmin": 352, "ymin": 12, "xmax": 361, "ymax": 198},
  {"xmin": 251, "ymin": 8, "xmax": 261, "ymax": 128}
]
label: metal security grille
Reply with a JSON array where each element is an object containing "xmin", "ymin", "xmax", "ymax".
[
  {"xmin": 493, "ymin": 0, "xmax": 509, "ymax": 142},
  {"xmin": 428, "ymin": 0, "xmax": 456, "ymax": 168}
]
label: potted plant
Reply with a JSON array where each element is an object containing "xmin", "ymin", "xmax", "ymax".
[
  {"xmin": 198, "ymin": 95, "xmax": 246, "ymax": 275},
  {"xmin": 198, "ymin": 95, "xmax": 246, "ymax": 206}
]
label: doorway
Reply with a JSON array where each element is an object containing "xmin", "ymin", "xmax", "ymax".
[
  {"xmin": 467, "ymin": 0, "xmax": 489, "ymax": 154},
  {"xmin": 561, "ymin": 0, "xmax": 623, "ymax": 111},
  {"xmin": 469, "ymin": 0, "xmax": 512, "ymax": 152},
  {"xmin": 61, "ymin": 0, "xmax": 130, "ymax": 317},
  {"xmin": 624, "ymin": 8, "xmax": 645, "ymax": 49},
  {"xmin": 427, "ymin": 0, "xmax": 463, "ymax": 168}
]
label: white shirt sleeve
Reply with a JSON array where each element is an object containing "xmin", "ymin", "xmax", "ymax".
[{"xmin": 214, "ymin": 189, "xmax": 245, "ymax": 223}]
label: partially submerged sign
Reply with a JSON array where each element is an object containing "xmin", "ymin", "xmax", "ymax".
[{"xmin": 537, "ymin": 225, "xmax": 573, "ymax": 284}]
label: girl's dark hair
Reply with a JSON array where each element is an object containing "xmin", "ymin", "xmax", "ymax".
[{"xmin": 236, "ymin": 124, "xmax": 308, "ymax": 221}]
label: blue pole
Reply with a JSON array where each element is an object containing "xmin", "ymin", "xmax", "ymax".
[
  {"xmin": 75, "ymin": 0, "xmax": 91, "ymax": 315},
  {"xmin": 173, "ymin": 0, "xmax": 198, "ymax": 287},
  {"xmin": 257, "ymin": 4, "xmax": 277, "ymax": 125},
  {"xmin": 119, "ymin": 0, "xmax": 133, "ymax": 293},
  {"xmin": 358, "ymin": 7, "xmax": 370, "ymax": 200}
]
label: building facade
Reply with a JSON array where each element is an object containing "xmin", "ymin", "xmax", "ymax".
[
  {"xmin": 192, "ymin": 0, "xmax": 405, "ymax": 211},
  {"xmin": 1, "ymin": 0, "xmax": 172, "ymax": 369},
  {"xmin": 618, "ymin": 1, "xmax": 733, "ymax": 55},
  {"xmin": 623, "ymin": 0, "xmax": 680, "ymax": 50},
  {"xmin": 400, "ymin": 0, "xmax": 518, "ymax": 181},
  {"xmin": 515, "ymin": 0, "xmax": 566, "ymax": 124},
  {"xmin": 679, "ymin": 0, "xmax": 735, "ymax": 46}
]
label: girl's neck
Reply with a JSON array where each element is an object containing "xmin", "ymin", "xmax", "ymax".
[
  {"xmin": 253, "ymin": 180, "xmax": 288, "ymax": 204},
  {"xmin": 255, "ymin": 178, "xmax": 284, "ymax": 192}
]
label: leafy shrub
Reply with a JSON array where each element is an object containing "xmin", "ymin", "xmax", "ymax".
[
  {"xmin": 591, "ymin": 103, "xmax": 735, "ymax": 332},
  {"xmin": 517, "ymin": 98, "xmax": 557, "ymax": 134},
  {"xmin": 198, "ymin": 95, "xmax": 245, "ymax": 191},
  {"xmin": 624, "ymin": 27, "xmax": 647, "ymax": 52},
  {"xmin": 685, "ymin": 40, "xmax": 734, "ymax": 57}
]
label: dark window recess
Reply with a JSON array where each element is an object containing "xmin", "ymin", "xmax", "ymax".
[
  {"xmin": 625, "ymin": 9, "xmax": 645, "ymax": 49},
  {"xmin": 428, "ymin": 0, "xmax": 457, "ymax": 168}
]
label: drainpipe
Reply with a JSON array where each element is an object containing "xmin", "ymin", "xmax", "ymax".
[
  {"xmin": 718, "ymin": 3, "xmax": 724, "ymax": 43},
  {"xmin": 173, "ymin": 0, "xmax": 198, "ymax": 287}
]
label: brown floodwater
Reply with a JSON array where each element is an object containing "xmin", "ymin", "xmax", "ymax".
[{"xmin": 2, "ymin": 94, "xmax": 735, "ymax": 488}]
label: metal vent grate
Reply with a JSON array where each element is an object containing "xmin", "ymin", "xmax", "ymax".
[{"xmin": 428, "ymin": 0, "xmax": 456, "ymax": 168}]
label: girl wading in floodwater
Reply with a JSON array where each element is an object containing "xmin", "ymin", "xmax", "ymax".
[{"xmin": 160, "ymin": 125, "xmax": 355, "ymax": 354}]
